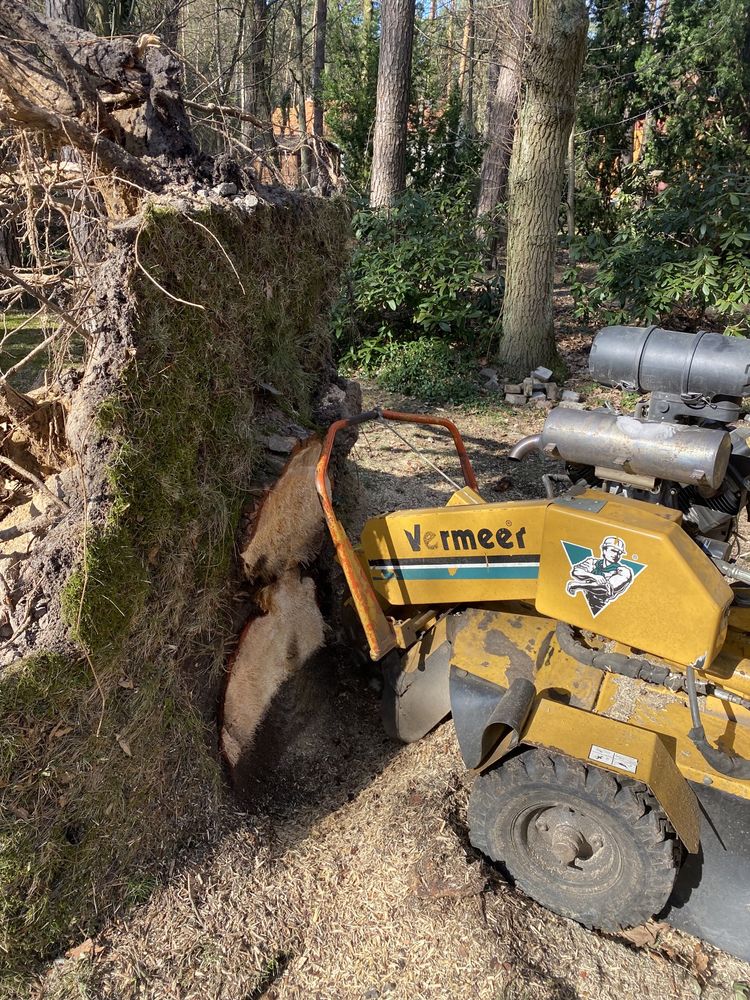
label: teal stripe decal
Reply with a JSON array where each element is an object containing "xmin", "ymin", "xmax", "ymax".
[{"xmin": 371, "ymin": 564, "xmax": 539, "ymax": 581}]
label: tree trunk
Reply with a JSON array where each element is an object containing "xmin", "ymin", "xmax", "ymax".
[
  {"xmin": 311, "ymin": 0, "xmax": 327, "ymax": 137},
  {"xmin": 369, "ymin": 0, "xmax": 415, "ymax": 209},
  {"xmin": 458, "ymin": 0, "xmax": 475, "ymax": 131},
  {"xmin": 499, "ymin": 0, "xmax": 588, "ymax": 374},
  {"xmin": 241, "ymin": 0, "xmax": 273, "ymax": 145},
  {"xmin": 485, "ymin": 53, "xmax": 499, "ymax": 123},
  {"xmin": 292, "ymin": 0, "xmax": 311, "ymax": 183},
  {"xmin": 0, "ymin": 5, "xmax": 356, "ymax": 973},
  {"xmin": 476, "ymin": 0, "xmax": 529, "ymax": 219},
  {"xmin": 161, "ymin": 0, "xmax": 182, "ymax": 48},
  {"xmin": 445, "ymin": 0, "xmax": 455, "ymax": 96},
  {"xmin": 45, "ymin": 0, "xmax": 85, "ymax": 27}
]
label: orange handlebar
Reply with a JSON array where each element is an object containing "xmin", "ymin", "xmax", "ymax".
[
  {"xmin": 315, "ymin": 407, "xmax": 478, "ymax": 508},
  {"xmin": 314, "ymin": 408, "xmax": 478, "ymax": 661}
]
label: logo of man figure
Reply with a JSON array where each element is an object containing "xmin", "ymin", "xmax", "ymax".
[{"xmin": 566, "ymin": 535, "xmax": 634, "ymax": 615}]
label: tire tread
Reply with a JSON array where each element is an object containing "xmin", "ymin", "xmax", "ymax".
[{"xmin": 468, "ymin": 749, "xmax": 679, "ymax": 931}]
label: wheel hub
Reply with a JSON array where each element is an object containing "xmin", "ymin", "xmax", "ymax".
[{"xmin": 531, "ymin": 805, "xmax": 605, "ymax": 868}]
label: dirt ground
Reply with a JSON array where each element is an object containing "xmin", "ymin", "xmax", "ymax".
[{"xmin": 36, "ymin": 311, "xmax": 750, "ymax": 1000}]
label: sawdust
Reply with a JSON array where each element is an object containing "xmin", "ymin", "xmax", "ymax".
[
  {"xmin": 35, "ymin": 381, "xmax": 750, "ymax": 1000},
  {"xmin": 35, "ymin": 720, "xmax": 750, "ymax": 1000},
  {"xmin": 601, "ymin": 673, "xmax": 687, "ymax": 724}
]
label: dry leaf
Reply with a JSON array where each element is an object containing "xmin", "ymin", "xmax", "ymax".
[
  {"xmin": 692, "ymin": 943, "xmax": 709, "ymax": 976},
  {"xmin": 115, "ymin": 733, "xmax": 132, "ymax": 757},
  {"xmin": 619, "ymin": 922, "xmax": 665, "ymax": 948},
  {"xmin": 64, "ymin": 937, "xmax": 104, "ymax": 961},
  {"xmin": 49, "ymin": 723, "xmax": 73, "ymax": 740}
]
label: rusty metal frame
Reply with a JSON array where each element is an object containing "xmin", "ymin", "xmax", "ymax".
[{"xmin": 315, "ymin": 408, "xmax": 478, "ymax": 660}]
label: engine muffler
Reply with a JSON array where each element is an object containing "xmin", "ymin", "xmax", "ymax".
[{"xmin": 539, "ymin": 408, "xmax": 731, "ymax": 489}]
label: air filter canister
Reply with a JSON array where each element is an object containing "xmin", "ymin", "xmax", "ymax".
[{"xmin": 589, "ymin": 326, "xmax": 750, "ymax": 400}]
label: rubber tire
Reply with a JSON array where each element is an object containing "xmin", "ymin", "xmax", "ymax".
[{"xmin": 468, "ymin": 749, "xmax": 680, "ymax": 931}]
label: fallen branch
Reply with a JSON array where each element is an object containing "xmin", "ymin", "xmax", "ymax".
[
  {"xmin": 184, "ymin": 99, "xmax": 273, "ymax": 132},
  {"xmin": 0, "ymin": 455, "xmax": 70, "ymax": 510},
  {"xmin": 0, "ymin": 262, "xmax": 83, "ymax": 332},
  {"xmin": 0, "ymin": 513, "xmax": 57, "ymax": 543}
]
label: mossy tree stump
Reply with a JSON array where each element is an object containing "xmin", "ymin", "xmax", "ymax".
[{"xmin": 0, "ymin": 7, "xmax": 356, "ymax": 986}]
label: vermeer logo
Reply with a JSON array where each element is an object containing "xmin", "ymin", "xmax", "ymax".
[
  {"xmin": 562, "ymin": 536, "xmax": 646, "ymax": 617},
  {"xmin": 404, "ymin": 523, "xmax": 527, "ymax": 552}
]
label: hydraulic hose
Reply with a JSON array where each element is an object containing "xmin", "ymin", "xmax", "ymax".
[
  {"xmin": 685, "ymin": 665, "xmax": 750, "ymax": 779},
  {"xmin": 713, "ymin": 558, "xmax": 750, "ymax": 586},
  {"xmin": 556, "ymin": 622, "xmax": 692, "ymax": 691}
]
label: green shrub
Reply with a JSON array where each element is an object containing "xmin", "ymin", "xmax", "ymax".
[
  {"xmin": 376, "ymin": 337, "xmax": 478, "ymax": 403},
  {"xmin": 568, "ymin": 168, "xmax": 750, "ymax": 333},
  {"xmin": 333, "ymin": 187, "xmax": 500, "ymax": 372}
]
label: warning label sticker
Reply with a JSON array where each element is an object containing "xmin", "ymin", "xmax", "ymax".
[{"xmin": 589, "ymin": 744, "xmax": 638, "ymax": 774}]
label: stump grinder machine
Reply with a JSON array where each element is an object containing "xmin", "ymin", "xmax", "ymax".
[{"xmin": 316, "ymin": 325, "xmax": 750, "ymax": 959}]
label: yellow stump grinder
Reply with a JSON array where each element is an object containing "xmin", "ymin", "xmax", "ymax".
[{"xmin": 316, "ymin": 325, "xmax": 750, "ymax": 960}]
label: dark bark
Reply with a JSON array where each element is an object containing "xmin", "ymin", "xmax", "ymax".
[
  {"xmin": 238, "ymin": 0, "xmax": 274, "ymax": 149},
  {"xmin": 292, "ymin": 0, "xmax": 311, "ymax": 183},
  {"xmin": 160, "ymin": 0, "xmax": 182, "ymax": 48},
  {"xmin": 458, "ymin": 0, "xmax": 475, "ymax": 131},
  {"xmin": 476, "ymin": 0, "xmax": 529, "ymax": 218},
  {"xmin": 369, "ymin": 0, "xmax": 415, "ymax": 209},
  {"xmin": 0, "ymin": 0, "xmax": 197, "ymax": 196},
  {"xmin": 500, "ymin": 0, "xmax": 588, "ymax": 374}
]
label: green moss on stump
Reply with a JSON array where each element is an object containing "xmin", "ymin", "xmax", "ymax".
[{"xmin": 0, "ymin": 196, "xmax": 350, "ymax": 992}]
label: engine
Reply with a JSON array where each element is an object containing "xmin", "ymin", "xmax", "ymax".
[{"xmin": 534, "ymin": 325, "xmax": 750, "ymax": 565}]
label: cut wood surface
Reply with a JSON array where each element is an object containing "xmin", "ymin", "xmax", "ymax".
[{"xmin": 222, "ymin": 439, "xmax": 328, "ymax": 773}]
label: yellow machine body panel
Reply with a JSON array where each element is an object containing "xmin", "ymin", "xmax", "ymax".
[
  {"xmin": 535, "ymin": 495, "xmax": 733, "ymax": 668},
  {"xmin": 708, "ymin": 624, "xmax": 750, "ymax": 698},
  {"xmin": 449, "ymin": 605, "xmax": 750, "ymax": 803},
  {"xmin": 361, "ymin": 498, "xmax": 549, "ymax": 606},
  {"xmin": 595, "ymin": 672, "xmax": 750, "ymax": 800},
  {"xmin": 361, "ymin": 488, "xmax": 732, "ymax": 669},
  {"xmin": 449, "ymin": 604, "xmax": 602, "ymax": 710}
]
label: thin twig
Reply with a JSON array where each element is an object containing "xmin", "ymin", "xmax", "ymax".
[
  {"xmin": 185, "ymin": 98, "xmax": 273, "ymax": 131},
  {"xmin": 1, "ymin": 325, "xmax": 64, "ymax": 381},
  {"xmin": 187, "ymin": 216, "xmax": 246, "ymax": 295},
  {"xmin": 0, "ymin": 513, "xmax": 56, "ymax": 542},
  {"xmin": 0, "ymin": 262, "xmax": 80, "ymax": 329},
  {"xmin": 134, "ymin": 224, "xmax": 206, "ymax": 311}
]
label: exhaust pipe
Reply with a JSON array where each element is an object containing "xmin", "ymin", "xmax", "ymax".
[{"xmin": 508, "ymin": 434, "xmax": 542, "ymax": 461}]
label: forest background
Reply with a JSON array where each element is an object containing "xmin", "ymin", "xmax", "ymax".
[{"xmin": 8, "ymin": 0, "xmax": 750, "ymax": 393}]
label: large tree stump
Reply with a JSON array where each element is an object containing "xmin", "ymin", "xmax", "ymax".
[{"xmin": 0, "ymin": 2, "xmax": 356, "ymax": 980}]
